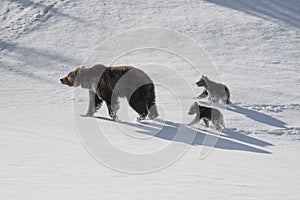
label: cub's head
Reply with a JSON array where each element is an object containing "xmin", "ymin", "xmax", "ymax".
[
  {"xmin": 60, "ymin": 67, "xmax": 85, "ymax": 87},
  {"xmin": 188, "ymin": 102, "xmax": 199, "ymax": 115},
  {"xmin": 196, "ymin": 75, "xmax": 207, "ymax": 87}
]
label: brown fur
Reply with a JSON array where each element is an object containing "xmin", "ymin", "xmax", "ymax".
[{"xmin": 60, "ymin": 64, "xmax": 158, "ymax": 121}]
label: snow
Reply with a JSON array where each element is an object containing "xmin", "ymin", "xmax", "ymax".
[{"xmin": 0, "ymin": 0, "xmax": 299, "ymax": 199}]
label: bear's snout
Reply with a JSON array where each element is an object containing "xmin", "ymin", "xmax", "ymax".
[
  {"xmin": 196, "ymin": 80, "xmax": 205, "ymax": 87},
  {"xmin": 60, "ymin": 77, "xmax": 72, "ymax": 86},
  {"xmin": 60, "ymin": 77, "xmax": 66, "ymax": 84}
]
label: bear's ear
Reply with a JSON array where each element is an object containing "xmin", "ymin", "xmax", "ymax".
[
  {"xmin": 194, "ymin": 101, "xmax": 198, "ymax": 105},
  {"xmin": 74, "ymin": 66, "xmax": 86, "ymax": 76}
]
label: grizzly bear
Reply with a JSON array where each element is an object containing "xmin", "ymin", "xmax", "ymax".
[
  {"xmin": 60, "ymin": 64, "xmax": 159, "ymax": 121},
  {"xmin": 196, "ymin": 75, "xmax": 231, "ymax": 104},
  {"xmin": 188, "ymin": 102, "xmax": 225, "ymax": 130}
]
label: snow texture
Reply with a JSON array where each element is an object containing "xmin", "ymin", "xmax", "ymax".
[{"xmin": 0, "ymin": 0, "xmax": 299, "ymax": 199}]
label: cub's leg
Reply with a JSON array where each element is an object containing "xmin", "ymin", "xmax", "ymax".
[
  {"xmin": 203, "ymin": 118, "xmax": 210, "ymax": 127},
  {"xmin": 188, "ymin": 116, "xmax": 200, "ymax": 125},
  {"xmin": 212, "ymin": 120, "xmax": 223, "ymax": 130},
  {"xmin": 211, "ymin": 96, "xmax": 219, "ymax": 103},
  {"xmin": 220, "ymin": 118, "xmax": 226, "ymax": 129},
  {"xmin": 197, "ymin": 89, "xmax": 208, "ymax": 99},
  {"xmin": 221, "ymin": 96, "xmax": 231, "ymax": 104},
  {"xmin": 208, "ymin": 95, "xmax": 212, "ymax": 102}
]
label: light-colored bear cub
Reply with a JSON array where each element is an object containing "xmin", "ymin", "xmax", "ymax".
[
  {"xmin": 188, "ymin": 102, "xmax": 225, "ymax": 130},
  {"xmin": 196, "ymin": 75, "xmax": 231, "ymax": 104}
]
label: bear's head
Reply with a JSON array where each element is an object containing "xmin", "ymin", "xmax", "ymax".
[{"xmin": 60, "ymin": 67, "xmax": 85, "ymax": 87}]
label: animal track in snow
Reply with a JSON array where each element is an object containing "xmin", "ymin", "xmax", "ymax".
[
  {"xmin": 236, "ymin": 127, "xmax": 300, "ymax": 141},
  {"xmin": 0, "ymin": 0, "xmax": 69, "ymax": 41},
  {"xmin": 243, "ymin": 104, "xmax": 300, "ymax": 113}
]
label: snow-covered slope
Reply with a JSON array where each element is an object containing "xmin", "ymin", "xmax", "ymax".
[{"xmin": 0, "ymin": 0, "xmax": 299, "ymax": 199}]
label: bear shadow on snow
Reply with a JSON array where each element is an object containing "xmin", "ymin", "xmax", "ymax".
[
  {"xmin": 227, "ymin": 104, "xmax": 287, "ymax": 128},
  {"xmin": 95, "ymin": 117, "xmax": 273, "ymax": 154}
]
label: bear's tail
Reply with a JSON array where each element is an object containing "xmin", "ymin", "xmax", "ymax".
[
  {"xmin": 225, "ymin": 86, "xmax": 231, "ymax": 104},
  {"xmin": 147, "ymin": 83, "xmax": 159, "ymax": 120}
]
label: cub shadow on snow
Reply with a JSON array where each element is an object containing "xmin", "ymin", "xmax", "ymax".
[
  {"xmin": 227, "ymin": 104, "xmax": 287, "ymax": 128},
  {"xmin": 198, "ymin": 101, "xmax": 287, "ymax": 129},
  {"xmin": 94, "ymin": 117, "xmax": 272, "ymax": 154}
]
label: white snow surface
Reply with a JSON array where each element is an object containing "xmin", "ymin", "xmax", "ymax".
[{"xmin": 0, "ymin": 0, "xmax": 300, "ymax": 199}]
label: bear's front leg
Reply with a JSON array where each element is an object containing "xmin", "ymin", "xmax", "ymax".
[{"xmin": 82, "ymin": 90, "xmax": 102, "ymax": 117}]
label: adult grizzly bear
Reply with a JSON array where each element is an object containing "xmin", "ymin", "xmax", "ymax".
[{"xmin": 60, "ymin": 64, "xmax": 159, "ymax": 121}]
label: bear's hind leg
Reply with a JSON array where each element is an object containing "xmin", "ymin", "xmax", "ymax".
[
  {"xmin": 147, "ymin": 85, "xmax": 158, "ymax": 120},
  {"xmin": 203, "ymin": 118, "xmax": 210, "ymax": 127},
  {"xmin": 108, "ymin": 98, "xmax": 120, "ymax": 120},
  {"xmin": 132, "ymin": 102, "xmax": 149, "ymax": 121},
  {"xmin": 129, "ymin": 92, "xmax": 149, "ymax": 121}
]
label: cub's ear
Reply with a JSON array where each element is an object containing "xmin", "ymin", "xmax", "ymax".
[{"xmin": 193, "ymin": 101, "xmax": 198, "ymax": 105}]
